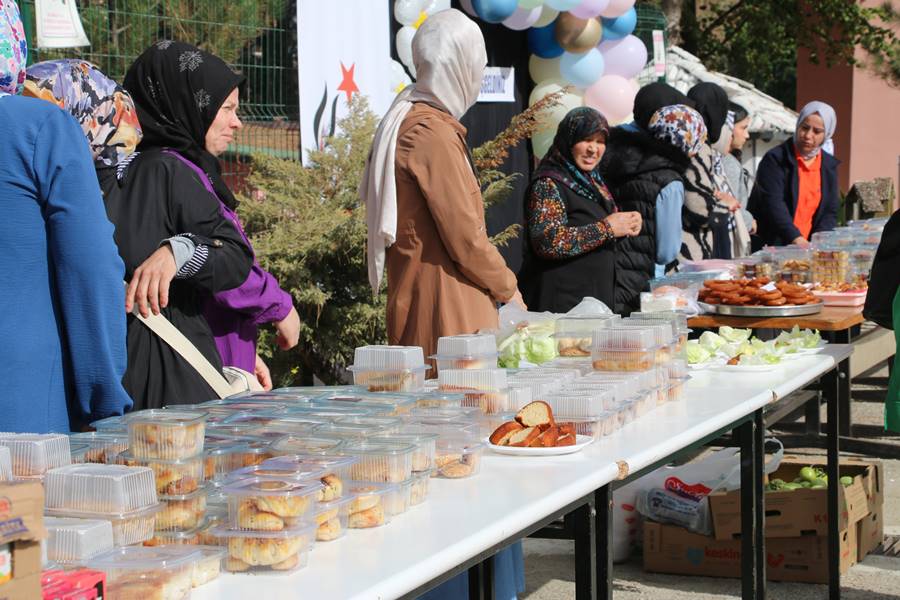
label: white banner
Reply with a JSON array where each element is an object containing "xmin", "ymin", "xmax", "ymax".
[
  {"xmin": 35, "ymin": 0, "xmax": 90, "ymax": 49},
  {"xmin": 297, "ymin": 0, "xmax": 393, "ymax": 165},
  {"xmin": 477, "ymin": 67, "xmax": 515, "ymax": 103}
]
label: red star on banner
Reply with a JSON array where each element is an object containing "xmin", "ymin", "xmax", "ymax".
[{"xmin": 337, "ymin": 62, "xmax": 359, "ymax": 104}]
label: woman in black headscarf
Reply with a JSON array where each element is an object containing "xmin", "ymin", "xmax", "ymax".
[
  {"xmin": 520, "ymin": 107, "xmax": 642, "ymax": 313},
  {"xmin": 631, "ymin": 82, "xmax": 694, "ymax": 131}
]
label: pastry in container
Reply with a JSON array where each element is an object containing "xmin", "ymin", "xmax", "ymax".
[
  {"xmin": 628, "ymin": 311, "xmax": 690, "ymax": 352},
  {"xmin": 544, "ymin": 388, "xmax": 617, "ymax": 419},
  {"xmin": 553, "ymin": 314, "xmax": 620, "ymax": 357},
  {"xmin": 213, "ymin": 522, "xmax": 317, "ymax": 574},
  {"xmin": 431, "ymin": 333, "xmax": 499, "ymax": 371},
  {"xmin": 410, "ymin": 391, "xmax": 467, "ymax": 409},
  {"xmin": 369, "ymin": 432, "xmax": 438, "ymax": 472},
  {"xmin": 219, "ymin": 411, "xmax": 324, "ymax": 429},
  {"xmin": 87, "ymin": 545, "xmax": 201, "ymax": 600},
  {"xmin": 45, "ymin": 463, "xmax": 158, "ymax": 513},
  {"xmin": 260, "ymin": 455, "xmax": 356, "ymax": 503},
  {"xmin": 44, "ymin": 516, "xmax": 114, "ymax": 565},
  {"xmin": 127, "ymin": 410, "xmax": 207, "ymax": 460},
  {"xmin": 45, "ymin": 502, "xmax": 164, "ymax": 546},
  {"xmin": 617, "ymin": 320, "xmax": 678, "ymax": 362},
  {"xmin": 118, "ymin": 451, "xmax": 204, "ymax": 496},
  {"xmin": 157, "ymin": 487, "xmax": 208, "ymax": 532},
  {"xmin": 338, "ymin": 439, "xmax": 416, "ymax": 483},
  {"xmin": 437, "ymin": 369, "xmax": 510, "ymax": 414},
  {"xmin": 591, "ymin": 328, "xmax": 662, "ymax": 372},
  {"xmin": 616, "ymin": 401, "xmax": 638, "ymax": 427},
  {"xmin": 409, "ymin": 468, "xmax": 434, "ymax": 505},
  {"xmin": 311, "ymin": 495, "xmax": 353, "ymax": 541},
  {"xmin": 189, "ymin": 546, "xmax": 227, "ymax": 588},
  {"xmin": 349, "ymin": 345, "xmax": 429, "ymax": 392},
  {"xmin": 0, "ymin": 432, "xmax": 70, "ymax": 479},
  {"xmin": 143, "ymin": 525, "xmax": 202, "ymax": 547},
  {"xmin": 224, "ymin": 462, "xmax": 329, "ymax": 486},
  {"xmin": 203, "ymin": 441, "xmax": 254, "ymax": 483},
  {"xmin": 556, "ymin": 413, "xmax": 616, "ymax": 439},
  {"xmin": 346, "ymin": 482, "xmax": 398, "ymax": 529},
  {"xmin": 225, "ymin": 477, "xmax": 323, "ymax": 531},
  {"xmin": 434, "ymin": 437, "xmax": 484, "ymax": 479},
  {"xmin": 68, "ymin": 432, "xmax": 130, "ymax": 464},
  {"xmin": 0, "ymin": 445, "xmax": 11, "ymax": 482},
  {"xmin": 269, "ymin": 433, "xmax": 346, "ymax": 457}
]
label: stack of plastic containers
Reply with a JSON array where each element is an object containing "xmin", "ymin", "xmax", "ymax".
[
  {"xmin": 311, "ymin": 390, "xmax": 419, "ymax": 416},
  {"xmin": 553, "ymin": 314, "xmax": 621, "ymax": 358},
  {"xmin": 543, "ymin": 387, "xmax": 619, "ymax": 439},
  {"xmin": 811, "ymin": 231, "xmax": 852, "ymax": 287},
  {"xmin": 0, "ymin": 433, "xmax": 71, "ymax": 479},
  {"xmin": 629, "ymin": 312, "xmax": 690, "ymax": 353},
  {"xmin": 43, "ymin": 464, "xmax": 162, "ymax": 546},
  {"xmin": 0, "ymin": 446, "xmax": 12, "ymax": 482},
  {"xmin": 591, "ymin": 327, "xmax": 667, "ymax": 372},
  {"xmin": 666, "ymin": 360, "xmax": 690, "ymax": 403},
  {"xmin": 617, "ymin": 319, "xmax": 680, "ymax": 362},
  {"xmin": 348, "ymin": 345, "xmax": 429, "ymax": 392},
  {"xmin": 438, "ymin": 369, "xmax": 511, "ymax": 414},
  {"xmin": 44, "ymin": 517, "xmax": 114, "ymax": 565},
  {"xmin": 431, "ymin": 333, "xmax": 499, "ymax": 372},
  {"xmin": 67, "ymin": 432, "xmax": 130, "ymax": 464}
]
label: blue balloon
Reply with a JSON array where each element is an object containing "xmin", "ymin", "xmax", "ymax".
[
  {"xmin": 601, "ymin": 7, "xmax": 637, "ymax": 41},
  {"xmin": 560, "ymin": 49, "xmax": 605, "ymax": 88},
  {"xmin": 528, "ymin": 22, "xmax": 564, "ymax": 59},
  {"xmin": 472, "ymin": 0, "xmax": 518, "ymax": 23}
]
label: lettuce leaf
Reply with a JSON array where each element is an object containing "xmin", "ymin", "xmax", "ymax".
[
  {"xmin": 686, "ymin": 341, "xmax": 712, "ymax": 365},
  {"xmin": 718, "ymin": 326, "xmax": 751, "ymax": 344}
]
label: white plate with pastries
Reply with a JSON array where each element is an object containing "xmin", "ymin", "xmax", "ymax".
[{"xmin": 485, "ymin": 435, "xmax": 594, "ymax": 456}]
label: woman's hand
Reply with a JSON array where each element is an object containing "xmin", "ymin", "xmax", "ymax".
[
  {"xmin": 714, "ymin": 191, "xmax": 740, "ymax": 212},
  {"xmin": 275, "ymin": 306, "xmax": 301, "ymax": 350},
  {"xmin": 606, "ymin": 211, "xmax": 642, "ymax": 238},
  {"xmin": 792, "ymin": 236, "xmax": 811, "ymax": 248},
  {"xmin": 126, "ymin": 244, "xmax": 177, "ymax": 317},
  {"xmin": 254, "ymin": 354, "xmax": 273, "ymax": 391},
  {"xmin": 750, "ymin": 219, "xmax": 758, "ymax": 235}
]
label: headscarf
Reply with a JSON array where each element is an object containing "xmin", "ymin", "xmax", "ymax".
[
  {"xmin": 648, "ymin": 104, "xmax": 708, "ymax": 158},
  {"xmin": 632, "ymin": 82, "xmax": 693, "ymax": 131},
  {"xmin": 0, "ymin": 0, "xmax": 26, "ymax": 97},
  {"xmin": 533, "ymin": 107, "xmax": 614, "ymax": 207},
  {"xmin": 124, "ymin": 40, "xmax": 244, "ymax": 209},
  {"xmin": 794, "ymin": 100, "xmax": 837, "ymax": 160},
  {"xmin": 687, "ymin": 82, "xmax": 729, "ymax": 144},
  {"xmin": 24, "ymin": 60, "xmax": 142, "ymax": 168},
  {"xmin": 360, "ymin": 9, "xmax": 487, "ymax": 293}
]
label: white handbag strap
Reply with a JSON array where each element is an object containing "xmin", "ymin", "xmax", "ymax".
[{"xmin": 131, "ymin": 305, "xmax": 232, "ymax": 399}]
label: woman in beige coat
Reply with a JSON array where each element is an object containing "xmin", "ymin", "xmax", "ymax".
[{"xmin": 361, "ymin": 9, "xmax": 524, "ymax": 360}]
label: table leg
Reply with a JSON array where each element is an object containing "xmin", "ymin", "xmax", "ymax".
[
  {"xmin": 595, "ymin": 486, "xmax": 612, "ymax": 600},
  {"xmin": 572, "ymin": 496, "xmax": 598, "ymax": 600},
  {"xmin": 805, "ymin": 391, "xmax": 822, "ymax": 436},
  {"xmin": 832, "ymin": 329, "xmax": 853, "ymax": 438},
  {"xmin": 825, "ymin": 365, "xmax": 842, "ymax": 600},
  {"xmin": 467, "ymin": 557, "xmax": 494, "ymax": 600},
  {"xmin": 753, "ymin": 409, "xmax": 766, "ymax": 598},
  {"xmin": 738, "ymin": 416, "xmax": 761, "ymax": 600}
]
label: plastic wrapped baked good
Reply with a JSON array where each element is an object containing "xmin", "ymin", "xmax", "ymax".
[
  {"xmin": 225, "ymin": 477, "xmax": 322, "ymax": 531},
  {"xmin": 118, "ymin": 451, "xmax": 203, "ymax": 496},
  {"xmin": 432, "ymin": 333, "xmax": 499, "ymax": 371},
  {"xmin": 554, "ymin": 315, "xmax": 620, "ymax": 357},
  {"xmin": 213, "ymin": 522, "xmax": 316, "ymax": 573},
  {"xmin": 339, "ymin": 440, "xmax": 416, "ymax": 483},
  {"xmin": 46, "ymin": 502, "xmax": 164, "ymax": 546},
  {"xmin": 346, "ymin": 483, "xmax": 397, "ymax": 529},
  {"xmin": 157, "ymin": 487, "xmax": 207, "ymax": 532},
  {"xmin": 434, "ymin": 438, "xmax": 484, "ymax": 479},
  {"xmin": 44, "ymin": 517, "xmax": 114, "ymax": 565},
  {"xmin": 260, "ymin": 455, "xmax": 356, "ymax": 502},
  {"xmin": 44, "ymin": 463, "xmax": 157, "ymax": 513},
  {"xmin": 87, "ymin": 545, "xmax": 200, "ymax": 600},
  {"xmin": 410, "ymin": 391, "xmax": 466, "ymax": 409},
  {"xmin": 544, "ymin": 389, "xmax": 617, "ymax": 419},
  {"xmin": 269, "ymin": 434, "xmax": 346, "ymax": 457},
  {"xmin": 437, "ymin": 369, "xmax": 510, "ymax": 414},
  {"xmin": 68, "ymin": 432, "xmax": 130, "ymax": 465},
  {"xmin": 0, "ymin": 432, "xmax": 70, "ymax": 478},
  {"xmin": 311, "ymin": 495, "xmax": 353, "ymax": 542},
  {"xmin": 591, "ymin": 328, "xmax": 662, "ymax": 371},
  {"xmin": 127, "ymin": 410, "xmax": 206, "ymax": 460},
  {"xmin": 409, "ymin": 468, "xmax": 434, "ymax": 505}
]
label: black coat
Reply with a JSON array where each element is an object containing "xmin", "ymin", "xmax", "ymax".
[
  {"xmin": 601, "ymin": 127, "xmax": 690, "ymax": 314},
  {"xmin": 748, "ymin": 139, "xmax": 840, "ymax": 248},
  {"xmin": 864, "ymin": 211, "xmax": 900, "ymax": 330}
]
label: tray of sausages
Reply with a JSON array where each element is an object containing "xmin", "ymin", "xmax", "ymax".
[{"xmin": 698, "ymin": 278, "xmax": 824, "ymax": 317}]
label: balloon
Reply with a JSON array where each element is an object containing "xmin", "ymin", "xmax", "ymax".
[
  {"xmin": 396, "ymin": 26, "xmax": 417, "ymax": 78},
  {"xmin": 534, "ymin": 5, "xmax": 559, "ymax": 27},
  {"xmin": 598, "ymin": 35, "xmax": 647, "ymax": 79},
  {"xmin": 389, "ymin": 59, "xmax": 413, "ymax": 94},
  {"xmin": 532, "ymin": 129, "xmax": 556, "ymax": 158},
  {"xmin": 554, "ymin": 13, "xmax": 603, "ymax": 53},
  {"xmin": 528, "ymin": 22, "xmax": 565, "ymax": 58},
  {"xmin": 529, "ymin": 82, "xmax": 584, "ymax": 157},
  {"xmin": 502, "ymin": 4, "xmax": 542, "ymax": 29},
  {"xmin": 528, "ymin": 54, "xmax": 561, "ymax": 82},
  {"xmin": 584, "ymin": 74, "xmax": 637, "ymax": 122},
  {"xmin": 394, "ymin": 0, "xmax": 426, "ymax": 25},
  {"xmin": 599, "ymin": 0, "xmax": 634, "ymax": 18},
  {"xmin": 427, "ymin": 0, "xmax": 451, "ymax": 11},
  {"xmin": 544, "ymin": 0, "xmax": 579, "ymax": 10},
  {"xmin": 518, "ymin": 0, "xmax": 544, "ymax": 8},
  {"xmin": 460, "ymin": 0, "xmax": 478, "ymax": 17},
  {"xmin": 569, "ymin": 0, "xmax": 609, "ymax": 19},
  {"xmin": 560, "ymin": 48, "xmax": 605, "ymax": 88},
  {"xmin": 473, "ymin": 0, "xmax": 518, "ymax": 22},
  {"xmin": 600, "ymin": 7, "xmax": 636, "ymax": 40}
]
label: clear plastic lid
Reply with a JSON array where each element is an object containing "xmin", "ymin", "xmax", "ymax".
[
  {"xmin": 126, "ymin": 409, "xmax": 207, "ymax": 427},
  {"xmin": 220, "ymin": 412, "xmax": 326, "ymax": 428},
  {"xmin": 313, "ymin": 391, "xmax": 420, "ymax": 410},
  {"xmin": 224, "ymin": 476, "xmax": 323, "ymax": 500},
  {"xmin": 45, "ymin": 501, "xmax": 165, "ymax": 526},
  {"xmin": 282, "ymin": 405, "xmax": 378, "ymax": 419},
  {"xmin": 198, "ymin": 399, "xmax": 289, "ymax": 413},
  {"xmin": 44, "ymin": 517, "xmax": 114, "ymax": 565},
  {"xmin": 269, "ymin": 434, "xmax": 346, "ymax": 455},
  {"xmin": 89, "ymin": 415, "xmax": 128, "ymax": 433},
  {"xmin": 507, "ymin": 385, "xmax": 534, "ymax": 410},
  {"xmin": 629, "ymin": 311, "xmax": 690, "ymax": 335},
  {"xmin": 0, "ymin": 445, "xmax": 10, "ymax": 481},
  {"xmin": 226, "ymin": 463, "xmax": 330, "ymax": 484},
  {"xmin": 44, "ymin": 463, "xmax": 158, "ymax": 513},
  {"xmin": 505, "ymin": 378, "xmax": 562, "ymax": 401},
  {"xmin": 545, "ymin": 389, "xmax": 618, "ymax": 418},
  {"xmin": 313, "ymin": 422, "xmax": 395, "ymax": 439},
  {"xmin": 434, "ymin": 333, "xmax": 498, "ymax": 358},
  {"xmin": 404, "ymin": 406, "xmax": 481, "ymax": 420},
  {"xmin": 271, "ymin": 385, "xmax": 363, "ymax": 395},
  {"xmin": 261, "ymin": 454, "xmax": 359, "ymax": 476},
  {"xmin": 554, "ymin": 314, "xmax": 620, "ymax": 336},
  {"xmin": 211, "ymin": 520, "xmax": 318, "ymax": 542},
  {"xmin": 544, "ymin": 358, "xmax": 596, "ymax": 375},
  {"xmin": 335, "ymin": 415, "xmax": 402, "ymax": 431},
  {"xmin": 617, "ymin": 320, "xmax": 677, "ymax": 346},
  {"xmin": 234, "ymin": 423, "xmax": 324, "ymax": 441},
  {"xmin": 591, "ymin": 327, "xmax": 660, "ymax": 351},
  {"xmin": 0, "ymin": 433, "xmax": 71, "ymax": 478},
  {"xmin": 87, "ymin": 544, "xmax": 201, "ymax": 573},
  {"xmin": 438, "ymin": 368, "xmax": 508, "ymax": 391},
  {"xmin": 68, "ymin": 432, "xmax": 130, "ymax": 464},
  {"xmin": 351, "ymin": 345, "xmax": 426, "ymax": 370}
]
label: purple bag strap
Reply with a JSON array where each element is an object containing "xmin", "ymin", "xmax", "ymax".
[{"xmin": 163, "ymin": 149, "xmax": 219, "ymax": 198}]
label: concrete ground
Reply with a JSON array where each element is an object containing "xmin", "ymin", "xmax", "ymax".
[{"xmin": 522, "ymin": 369, "xmax": 900, "ymax": 599}]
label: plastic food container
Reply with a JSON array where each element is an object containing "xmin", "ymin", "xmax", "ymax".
[
  {"xmin": 219, "ymin": 412, "xmax": 321, "ymax": 428},
  {"xmin": 431, "ymin": 333, "xmax": 499, "ymax": 371},
  {"xmin": 313, "ymin": 392, "xmax": 420, "ymax": 416},
  {"xmin": 349, "ymin": 366, "xmax": 429, "ymax": 392},
  {"xmin": 44, "ymin": 517, "xmax": 114, "ymax": 565},
  {"xmin": 157, "ymin": 487, "xmax": 208, "ymax": 532},
  {"xmin": 224, "ymin": 462, "xmax": 328, "ymax": 486},
  {"xmin": 45, "ymin": 463, "xmax": 158, "ymax": 513},
  {"xmin": 270, "ymin": 385, "xmax": 362, "ymax": 396},
  {"xmin": 90, "ymin": 415, "xmax": 128, "ymax": 434},
  {"xmin": 312, "ymin": 495, "xmax": 353, "ymax": 542},
  {"xmin": 811, "ymin": 247, "xmax": 851, "ymax": 285},
  {"xmin": 545, "ymin": 358, "xmax": 598, "ymax": 376},
  {"xmin": 198, "ymin": 399, "xmax": 288, "ymax": 414},
  {"xmin": 591, "ymin": 328, "xmax": 662, "ymax": 371},
  {"xmin": 434, "ymin": 438, "xmax": 484, "ymax": 479},
  {"xmin": 409, "ymin": 468, "xmax": 434, "ymax": 506},
  {"xmin": 437, "ymin": 369, "xmax": 510, "ymax": 414},
  {"xmin": 352, "ymin": 345, "xmax": 425, "ymax": 369},
  {"xmin": 87, "ymin": 545, "xmax": 200, "ymax": 599},
  {"xmin": 507, "ymin": 385, "xmax": 534, "ymax": 411},
  {"xmin": 339, "ymin": 440, "xmax": 416, "ymax": 483},
  {"xmin": 213, "ymin": 522, "xmax": 316, "ymax": 574},
  {"xmin": 402, "ymin": 416, "xmax": 480, "ymax": 439},
  {"xmin": 117, "ymin": 451, "xmax": 204, "ymax": 497},
  {"xmin": 471, "ymin": 412, "xmax": 517, "ymax": 438},
  {"xmin": 774, "ymin": 247, "xmax": 812, "ymax": 283},
  {"xmin": 313, "ymin": 422, "xmax": 394, "ymax": 439},
  {"xmin": 127, "ymin": 410, "xmax": 207, "ymax": 460},
  {"xmin": 190, "ymin": 546, "xmax": 227, "ymax": 588},
  {"xmin": 349, "ymin": 345, "xmax": 428, "ymax": 392},
  {"xmin": 0, "ymin": 446, "xmax": 11, "ymax": 482},
  {"xmin": 370, "ymin": 432, "xmax": 438, "ymax": 473},
  {"xmin": 281, "ymin": 405, "xmax": 378, "ymax": 419},
  {"xmin": 260, "ymin": 455, "xmax": 356, "ymax": 503},
  {"xmin": 46, "ymin": 502, "xmax": 164, "ymax": 547},
  {"xmin": 346, "ymin": 482, "xmax": 398, "ymax": 529},
  {"xmin": 225, "ymin": 477, "xmax": 323, "ymax": 531},
  {"xmin": 617, "ymin": 401, "xmax": 638, "ymax": 427},
  {"xmin": 558, "ymin": 413, "xmax": 618, "ymax": 439},
  {"xmin": 336, "ymin": 415, "xmax": 403, "ymax": 434},
  {"xmin": 68, "ymin": 432, "xmax": 130, "ymax": 465},
  {"xmin": 850, "ymin": 247, "xmax": 876, "ymax": 287},
  {"xmin": 144, "ymin": 525, "xmax": 203, "ymax": 547},
  {"xmin": 269, "ymin": 434, "xmax": 346, "ymax": 456},
  {"xmin": 544, "ymin": 388, "xmax": 617, "ymax": 419},
  {"xmin": 0, "ymin": 432, "xmax": 70, "ymax": 479},
  {"xmin": 203, "ymin": 442, "xmax": 254, "ymax": 483},
  {"xmin": 554, "ymin": 315, "xmax": 620, "ymax": 357}
]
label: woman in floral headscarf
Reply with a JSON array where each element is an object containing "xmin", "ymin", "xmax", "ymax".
[{"xmin": 0, "ymin": 0, "xmax": 131, "ymax": 432}]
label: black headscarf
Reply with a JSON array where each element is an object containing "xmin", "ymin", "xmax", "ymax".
[
  {"xmin": 124, "ymin": 40, "xmax": 245, "ymax": 209},
  {"xmin": 687, "ymin": 82, "xmax": 729, "ymax": 144},
  {"xmin": 533, "ymin": 106, "xmax": 615, "ymax": 208},
  {"xmin": 632, "ymin": 82, "xmax": 694, "ymax": 131}
]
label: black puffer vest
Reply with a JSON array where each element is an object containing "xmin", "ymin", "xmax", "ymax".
[{"xmin": 600, "ymin": 128, "xmax": 690, "ymax": 314}]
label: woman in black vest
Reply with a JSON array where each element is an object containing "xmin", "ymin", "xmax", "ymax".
[{"xmin": 520, "ymin": 107, "xmax": 642, "ymax": 313}]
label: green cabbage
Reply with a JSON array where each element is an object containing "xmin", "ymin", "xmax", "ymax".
[
  {"xmin": 718, "ymin": 326, "xmax": 751, "ymax": 344},
  {"xmin": 686, "ymin": 341, "xmax": 712, "ymax": 365}
]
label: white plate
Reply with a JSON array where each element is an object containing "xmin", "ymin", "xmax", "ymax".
[
  {"xmin": 791, "ymin": 340, "xmax": 828, "ymax": 354},
  {"xmin": 485, "ymin": 435, "xmax": 594, "ymax": 456}
]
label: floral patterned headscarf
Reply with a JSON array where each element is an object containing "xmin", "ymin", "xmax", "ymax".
[
  {"xmin": 24, "ymin": 60, "xmax": 143, "ymax": 168},
  {"xmin": 648, "ymin": 104, "xmax": 708, "ymax": 158},
  {"xmin": 0, "ymin": 0, "xmax": 26, "ymax": 96}
]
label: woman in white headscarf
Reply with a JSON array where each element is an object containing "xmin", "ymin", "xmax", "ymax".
[
  {"xmin": 361, "ymin": 8, "xmax": 523, "ymax": 363},
  {"xmin": 748, "ymin": 100, "xmax": 839, "ymax": 248}
]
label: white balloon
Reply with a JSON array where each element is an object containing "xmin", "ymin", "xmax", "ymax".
[
  {"xmin": 533, "ymin": 5, "xmax": 559, "ymax": 27},
  {"xmin": 529, "ymin": 54, "xmax": 562, "ymax": 82},
  {"xmin": 426, "ymin": 0, "xmax": 452, "ymax": 12},
  {"xmin": 530, "ymin": 84, "xmax": 584, "ymax": 157},
  {"xmin": 519, "ymin": 0, "xmax": 544, "ymax": 8},
  {"xmin": 396, "ymin": 26, "xmax": 417, "ymax": 78},
  {"xmin": 394, "ymin": 0, "xmax": 428, "ymax": 26},
  {"xmin": 502, "ymin": 4, "xmax": 542, "ymax": 30},
  {"xmin": 389, "ymin": 59, "xmax": 413, "ymax": 94}
]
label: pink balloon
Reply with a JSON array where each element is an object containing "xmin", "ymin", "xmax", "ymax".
[
  {"xmin": 569, "ymin": 0, "xmax": 610, "ymax": 19},
  {"xmin": 600, "ymin": 0, "xmax": 635, "ymax": 18},
  {"xmin": 460, "ymin": 0, "xmax": 478, "ymax": 17},
  {"xmin": 502, "ymin": 5, "xmax": 542, "ymax": 30},
  {"xmin": 597, "ymin": 35, "xmax": 648, "ymax": 79},
  {"xmin": 584, "ymin": 74, "xmax": 637, "ymax": 122}
]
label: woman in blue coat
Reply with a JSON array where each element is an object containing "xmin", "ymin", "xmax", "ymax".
[{"xmin": 0, "ymin": 0, "xmax": 132, "ymax": 432}]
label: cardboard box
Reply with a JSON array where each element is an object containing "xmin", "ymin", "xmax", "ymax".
[
  {"xmin": 0, "ymin": 573, "xmax": 41, "ymax": 600},
  {"xmin": 644, "ymin": 521, "xmax": 857, "ymax": 584},
  {"xmin": 857, "ymin": 509, "xmax": 884, "ymax": 560},
  {"xmin": 0, "ymin": 482, "xmax": 45, "ymax": 600},
  {"xmin": 709, "ymin": 455, "xmax": 874, "ymax": 541}
]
